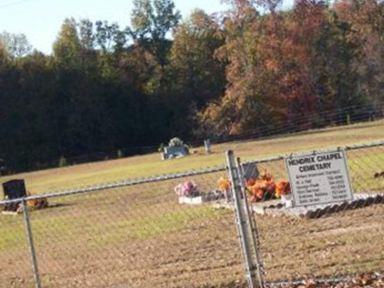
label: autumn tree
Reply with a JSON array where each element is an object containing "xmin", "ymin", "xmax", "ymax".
[
  {"xmin": 199, "ymin": 0, "xmax": 375, "ymax": 136},
  {"xmin": 336, "ymin": 0, "xmax": 384, "ymax": 115},
  {"xmin": 200, "ymin": 1, "xmax": 277, "ymax": 135},
  {"xmin": 1, "ymin": 1, "xmax": 384, "ymax": 172}
]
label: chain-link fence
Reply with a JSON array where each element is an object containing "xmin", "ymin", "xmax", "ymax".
[
  {"xmin": 237, "ymin": 141, "xmax": 384, "ymax": 286},
  {"xmin": 0, "ymin": 168, "xmax": 248, "ymax": 288},
  {"xmin": 1, "ymin": 140, "xmax": 384, "ymax": 288}
]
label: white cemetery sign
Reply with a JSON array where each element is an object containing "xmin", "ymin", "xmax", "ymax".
[{"xmin": 285, "ymin": 150, "xmax": 354, "ymax": 207}]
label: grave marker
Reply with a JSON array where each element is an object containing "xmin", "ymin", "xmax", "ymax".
[
  {"xmin": 242, "ymin": 162, "xmax": 259, "ymax": 180},
  {"xmin": 2, "ymin": 179, "xmax": 27, "ymax": 212},
  {"xmin": 163, "ymin": 146, "xmax": 189, "ymax": 159},
  {"xmin": 204, "ymin": 139, "xmax": 211, "ymax": 154}
]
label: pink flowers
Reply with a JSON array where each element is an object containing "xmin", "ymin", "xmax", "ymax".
[{"xmin": 174, "ymin": 180, "xmax": 199, "ymax": 197}]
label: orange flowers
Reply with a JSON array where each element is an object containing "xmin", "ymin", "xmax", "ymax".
[
  {"xmin": 217, "ymin": 171, "xmax": 291, "ymax": 203},
  {"xmin": 246, "ymin": 170, "xmax": 291, "ymax": 203},
  {"xmin": 217, "ymin": 177, "xmax": 231, "ymax": 192},
  {"xmin": 275, "ymin": 180, "xmax": 291, "ymax": 198}
]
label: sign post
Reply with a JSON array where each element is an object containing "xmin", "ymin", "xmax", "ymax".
[{"xmin": 285, "ymin": 150, "xmax": 354, "ymax": 207}]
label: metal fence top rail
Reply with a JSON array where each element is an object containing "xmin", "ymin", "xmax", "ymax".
[
  {"xmin": 0, "ymin": 164, "xmax": 227, "ymax": 205},
  {"xmin": 1, "ymin": 139, "xmax": 383, "ymax": 205},
  {"xmin": 244, "ymin": 139, "xmax": 384, "ymax": 165}
]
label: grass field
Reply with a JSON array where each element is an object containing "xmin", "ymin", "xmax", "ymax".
[
  {"xmin": 0, "ymin": 120, "xmax": 384, "ymax": 287},
  {"xmin": 1, "ymin": 120, "xmax": 384, "ymax": 194}
]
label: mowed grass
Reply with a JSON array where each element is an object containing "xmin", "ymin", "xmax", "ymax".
[
  {"xmin": 1, "ymin": 120, "xmax": 384, "ymax": 194},
  {"xmin": 0, "ymin": 180, "xmax": 243, "ymax": 288},
  {"xmin": 0, "ymin": 203, "xmax": 225, "ymax": 253},
  {"xmin": 1, "ymin": 180, "xmax": 384, "ymax": 287},
  {"xmin": 0, "ymin": 121, "xmax": 384, "ymax": 287}
]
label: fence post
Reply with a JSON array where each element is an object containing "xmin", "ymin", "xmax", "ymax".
[
  {"xmin": 226, "ymin": 150, "xmax": 264, "ymax": 288},
  {"xmin": 237, "ymin": 157, "xmax": 265, "ymax": 287},
  {"xmin": 22, "ymin": 199, "xmax": 42, "ymax": 288}
]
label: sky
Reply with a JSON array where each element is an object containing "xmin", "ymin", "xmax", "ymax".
[{"xmin": 0, "ymin": 0, "xmax": 232, "ymax": 54}]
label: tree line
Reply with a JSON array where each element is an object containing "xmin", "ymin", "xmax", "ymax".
[{"xmin": 0, "ymin": 0, "xmax": 383, "ymax": 172}]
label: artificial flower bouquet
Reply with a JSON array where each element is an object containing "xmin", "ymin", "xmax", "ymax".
[
  {"xmin": 174, "ymin": 180, "xmax": 199, "ymax": 197},
  {"xmin": 246, "ymin": 170, "xmax": 291, "ymax": 203}
]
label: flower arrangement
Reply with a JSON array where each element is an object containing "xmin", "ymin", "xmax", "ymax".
[
  {"xmin": 215, "ymin": 171, "xmax": 291, "ymax": 203},
  {"xmin": 174, "ymin": 180, "xmax": 199, "ymax": 197},
  {"xmin": 275, "ymin": 179, "xmax": 291, "ymax": 198},
  {"xmin": 217, "ymin": 177, "xmax": 231, "ymax": 192},
  {"xmin": 217, "ymin": 176, "xmax": 232, "ymax": 201},
  {"xmin": 246, "ymin": 170, "xmax": 291, "ymax": 203}
]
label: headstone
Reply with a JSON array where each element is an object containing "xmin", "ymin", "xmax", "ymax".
[
  {"xmin": 2, "ymin": 179, "xmax": 27, "ymax": 212},
  {"xmin": 285, "ymin": 150, "xmax": 354, "ymax": 208},
  {"xmin": 204, "ymin": 139, "xmax": 211, "ymax": 154},
  {"xmin": 242, "ymin": 162, "xmax": 259, "ymax": 180},
  {"xmin": 163, "ymin": 146, "xmax": 188, "ymax": 160}
]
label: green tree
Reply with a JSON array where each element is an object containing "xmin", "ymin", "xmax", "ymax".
[
  {"xmin": 78, "ymin": 19, "xmax": 95, "ymax": 50},
  {"xmin": 53, "ymin": 18, "xmax": 82, "ymax": 67},
  {"xmin": 170, "ymin": 9, "xmax": 225, "ymax": 109},
  {"xmin": 169, "ymin": 9, "xmax": 226, "ymax": 137},
  {"xmin": 95, "ymin": 21, "xmax": 127, "ymax": 53},
  {"xmin": 130, "ymin": 0, "xmax": 181, "ymax": 42},
  {"xmin": 0, "ymin": 31, "xmax": 32, "ymax": 57},
  {"xmin": 129, "ymin": 0, "xmax": 181, "ymax": 68}
]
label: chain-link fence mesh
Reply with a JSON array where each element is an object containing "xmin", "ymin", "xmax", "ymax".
[
  {"xmin": 245, "ymin": 142, "xmax": 384, "ymax": 284},
  {"xmin": 0, "ymin": 213, "xmax": 34, "ymax": 288},
  {"xmin": 1, "ymin": 138, "xmax": 384, "ymax": 287},
  {"xmin": 1, "ymin": 170, "xmax": 247, "ymax": 288}
]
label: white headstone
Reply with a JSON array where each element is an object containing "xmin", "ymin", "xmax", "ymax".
[{"xmin": 204, "ymin": 139, "xmax": 211, "ymax": 154}]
